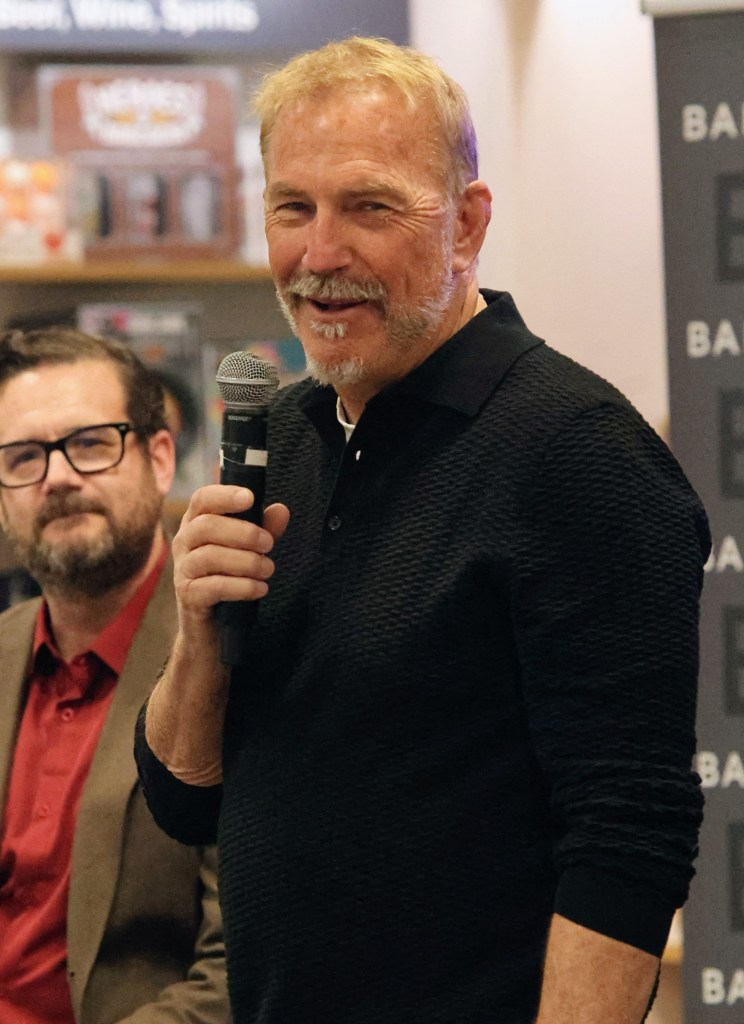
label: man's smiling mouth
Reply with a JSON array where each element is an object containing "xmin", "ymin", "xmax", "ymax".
[{"xmin": 309, "ymin": 299, "xmax": 366, "ymax": 313}]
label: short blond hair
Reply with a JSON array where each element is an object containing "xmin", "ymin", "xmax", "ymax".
[{"xmin": 253, "ymin": 36, "xmax": 478, "ymax": 198}]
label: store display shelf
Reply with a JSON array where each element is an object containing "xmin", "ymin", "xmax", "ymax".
[{"xmin": 0, "ymin": 259, "xmax": 273, "ymax": 284}]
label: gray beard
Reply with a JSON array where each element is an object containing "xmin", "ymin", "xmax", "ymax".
[
  {"xmin": 6, "ymin": 489, "xmax": 163, "ymax": 599},
  {"xmin": 276, "ymin": 267, "xmax": 456, "ymax": 390}
]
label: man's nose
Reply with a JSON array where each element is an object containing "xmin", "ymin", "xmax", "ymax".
[
  {"xmin": 302, "ymin": 211, "xmax": 353, "ymax": 275},
  {"xmin": 42, "ymin": 448, "xmax": 83, "ymax": 490}
]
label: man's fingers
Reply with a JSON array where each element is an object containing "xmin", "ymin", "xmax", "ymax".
[
  {"xmin": 179, "ymin": 513, "xmax": 272, "ymax": 553},
  {"xmin": 183, "ymin": 544, "xmax": 276, "ymax": 583},
  {"xmin": 176, "ymin": 542, "xmax": 274, "ymax": 613},
  {"xmin": 172, "ymin": 493, "xmax": 291, "ymax": 615},
  {"xmin": 182, "ymin": 484, "xmax": 257, "ymax": 522},
  {"xmin": 180, "ymin": 573, "xmax": 270, "ymax": 610},
  {"xmin": 263, "ymin": 503, "xmax": 291, "ymax": 540},
  {"xmin": 179, "ymin": 490, "xmax": 289, "ymax": 552}
]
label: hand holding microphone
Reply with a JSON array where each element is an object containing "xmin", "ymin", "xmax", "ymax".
[{"xmin": 214, "ymin": 351, "xmax": 280, "ymax": 666}]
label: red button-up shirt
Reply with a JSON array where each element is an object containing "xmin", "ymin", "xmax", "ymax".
[{"xmin": 0, "ymin": 544, "xmax": 167, "ymax": 1024}]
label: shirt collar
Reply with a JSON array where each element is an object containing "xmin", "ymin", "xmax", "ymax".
[
  {"xmin": 32, "ymin": 538, "xmax": 168, "ymax": 678},
  {"xmin": 298, "ymin": 290, "xmax": 544, "ymax": 425},
  {"xmin": 379, "ymin": 290, "xmax": 544, "ymax": 416},
  {"xmin": 335, "ymin": 397, "xmax": 356, "ymax": 441}
]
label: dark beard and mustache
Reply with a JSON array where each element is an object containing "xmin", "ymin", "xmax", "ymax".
[{"xmin": 5, "ymin": 486, "xmax": 163, "ymax": 598}]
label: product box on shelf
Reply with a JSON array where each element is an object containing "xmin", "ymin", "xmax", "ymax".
[
  {"xmin": 40, "ymin": 65, "xmax": 242, "ymax": 262},
  {"xmin": 0, "ymin": 158, "xmax": 82, "ymax": 263}
]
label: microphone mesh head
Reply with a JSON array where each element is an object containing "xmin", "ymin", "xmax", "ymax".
[{"xmin": 216, "ymin": 351, "xmax": 280, "ymax": 405}]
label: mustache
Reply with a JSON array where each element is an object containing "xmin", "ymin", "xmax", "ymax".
[
  {"xmin": 284, "ymin": 272, "xmax": 389, "ymax": 305},
  {"xmin": 36, "ymin": 493, "xmax": 108, "ymax": 531}
]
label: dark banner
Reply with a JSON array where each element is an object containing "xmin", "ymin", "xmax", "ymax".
[
  {"xmin": 649, "ymin": 5, "xmax": 744, "ymax": 1019},
  {"xmin": 0, "ymin": 0, "xmax": 408, "ymax": 53}
]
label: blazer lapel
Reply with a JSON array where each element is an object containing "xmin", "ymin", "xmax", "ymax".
[
  {"xmin": 0, "ymin": 599, "xmax": 40, "ymax": 820},
  {"xmin": 67, "ymin": 563, "xmax": 177, "ymax": 1007}
]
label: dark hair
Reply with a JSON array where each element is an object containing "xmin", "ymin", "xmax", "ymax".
[
  {"xmin": 0, "ymin": 326, "xmax": 168, "ymax": 439},
  {"xmin": 155, "ymin": 367, "xmax": 201, "ymax": 460}
]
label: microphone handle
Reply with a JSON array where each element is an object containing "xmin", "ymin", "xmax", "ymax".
[{"xmin": 215, "ymin": 456, "xmax": 266, "ymax": 666}]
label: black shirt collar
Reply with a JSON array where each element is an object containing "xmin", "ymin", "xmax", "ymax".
[{"xmin": 298, "ymin": 290, "xmax": 544, "ymax": 423}]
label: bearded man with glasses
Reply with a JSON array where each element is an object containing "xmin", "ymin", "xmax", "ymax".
[{"xmin": 0, "ymin": 327, "xmax": 229, "ymax": 1024}]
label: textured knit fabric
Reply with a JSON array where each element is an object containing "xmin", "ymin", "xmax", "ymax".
[{"xmin": 136, "ymin": 291, "xmax": 709, "ymax": 1024}]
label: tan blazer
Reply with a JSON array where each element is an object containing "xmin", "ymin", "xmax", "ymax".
[{"xmin": 0, "ymin": 565, "xmax": 231, "ymax": 1024}]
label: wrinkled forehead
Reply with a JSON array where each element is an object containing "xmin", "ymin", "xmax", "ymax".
[{"xmin": 267, "ymin": 82, "xmax": 448, "ymax": 188}]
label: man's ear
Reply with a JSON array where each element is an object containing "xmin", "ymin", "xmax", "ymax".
[
  {"xmin": 147, "ymin": 428, "xmax": 176, "ymax": 498},
  {"xmin": 451, "ymin": 180, "xmax": 492, "ymax": 274}
]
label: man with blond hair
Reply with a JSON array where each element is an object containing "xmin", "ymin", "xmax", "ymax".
[{"xmin": 136, "ymin": 37, "xmax": 709, "ymax": 1024}]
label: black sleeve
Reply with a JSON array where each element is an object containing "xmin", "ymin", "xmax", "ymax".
[
  {"xmin": 134, "ymin": 700, "xmax": 223, "ymax": 847},
  {"xmin": 510, "ymin": 402, "xmax": 710, "ymax": 956}
]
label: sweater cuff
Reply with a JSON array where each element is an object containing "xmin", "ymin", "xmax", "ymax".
[
  {"xmin": 554, "ymin": 865, "xmax": 675, "ymax": 957},
  {"xmin": 134, "ymin": 702, "xmax": 222, "ymax": 846}
]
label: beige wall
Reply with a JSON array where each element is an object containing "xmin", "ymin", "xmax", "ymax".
[{"xmin": 411, "ymin": 0, "xmax": 669, "ymax": 430}]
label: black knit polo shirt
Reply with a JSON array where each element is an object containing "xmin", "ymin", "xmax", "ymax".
[{"xmin": 137, "ymin": 291, "xmax": 709, "ymax": 1024}]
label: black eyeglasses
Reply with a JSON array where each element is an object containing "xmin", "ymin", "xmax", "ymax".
[{"xmin": 0, "ymin": 422, "xmax": 132, "ymax": 488}]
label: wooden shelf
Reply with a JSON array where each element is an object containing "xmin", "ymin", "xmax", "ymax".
[{"xmin": 0, "ymin": 259, "xmax": 273, "ymax": 284}]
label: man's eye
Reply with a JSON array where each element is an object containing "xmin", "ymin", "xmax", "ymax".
[
  {"xmin": 8, "ymin": 446, "xmax": 40, "ymax": 470},
  {"xmin": 71, "ymin": 438, "xmax": 106, "ymax": 452},
  {"xmin": 277, "ymin": 202, "xmax": 308, "ymax": 213},
  {"xmin": 359, "ymin": 202, "xmax": 389, "ymax": 212}
]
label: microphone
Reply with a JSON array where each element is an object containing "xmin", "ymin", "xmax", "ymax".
[{"xmin": 214, "ymin": 350, "xmax": 280, "ymax": 666}]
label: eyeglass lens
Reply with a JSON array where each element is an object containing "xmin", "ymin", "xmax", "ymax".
[{"xmin": 0, "ymin": 425, "xmax": 126, "ymax": 487}]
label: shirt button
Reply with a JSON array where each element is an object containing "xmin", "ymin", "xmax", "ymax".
[
  {"xmin": 327, "ymin": 515, "xmax": 342, "ymax": 531},
  {"xmin": 60, "ymin": 708, "xmax": 74, "ymax": 722},
  {"xmin": 38, "ymin": 804, "xmax": 50, "ymax": 819},
  {"xmin": 354, "ymin": 449, "xmax": 362, "ymax": 462}
]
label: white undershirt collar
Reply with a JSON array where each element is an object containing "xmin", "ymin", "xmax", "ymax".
[{"xmin": 336, "ymin": 396, "xmax": 356, "ymax": 443}]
